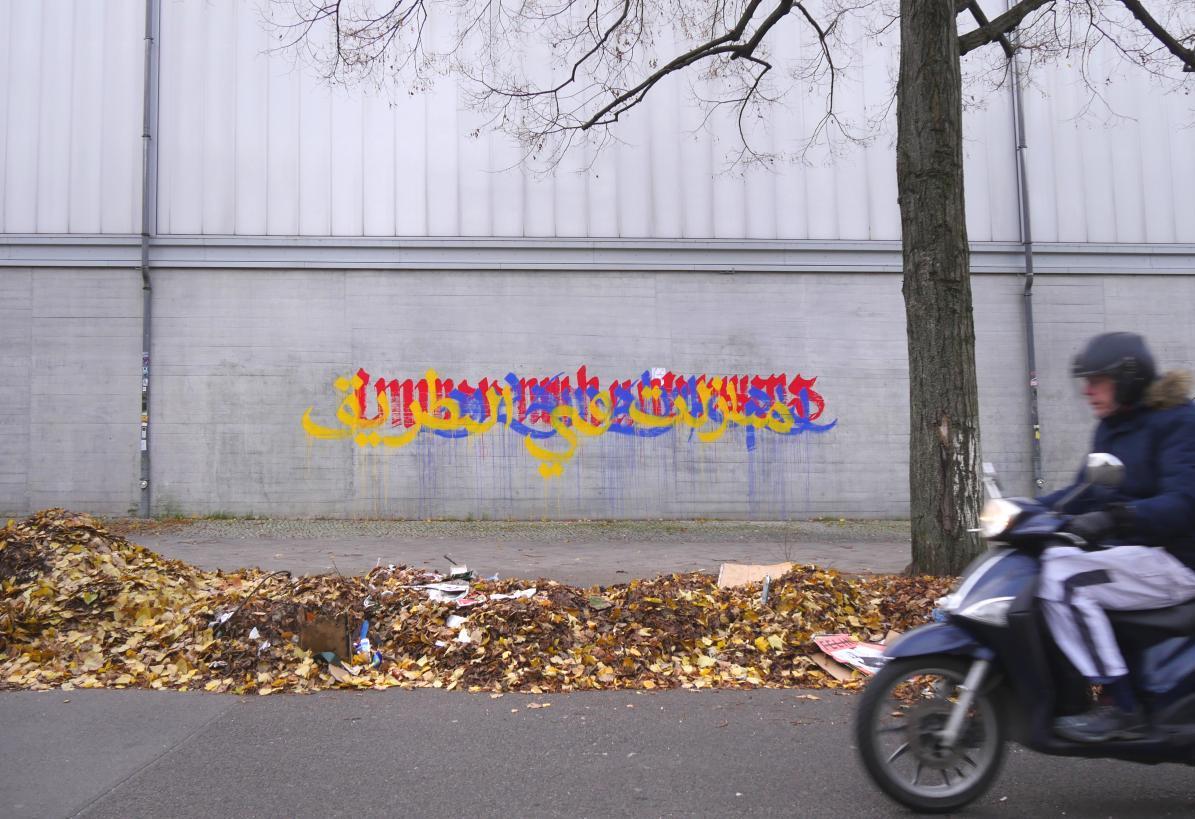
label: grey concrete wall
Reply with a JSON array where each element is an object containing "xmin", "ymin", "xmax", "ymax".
[
  {"xmin": 0, "ymin": 267, "xmax": 142, "ymax": 516},
  {"xmin": 2, "ymin": 266, "xmax": 1192, "ymax": 519}
]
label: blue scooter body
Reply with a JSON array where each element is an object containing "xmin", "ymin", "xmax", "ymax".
[{"xmin": 885, "ymin": 499, "xmax": 1195, "ymax": 764}]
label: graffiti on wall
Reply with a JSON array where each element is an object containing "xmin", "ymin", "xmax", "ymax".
[{"xmin": 302, "ymin": 367, "xmax": 836, "ymax": 478}]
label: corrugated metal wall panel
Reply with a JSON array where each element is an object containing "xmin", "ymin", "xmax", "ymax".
[
  {"xmin": 36, "ymin": 0, "xmax": 74, "ymax": 233},
  {"xmin": 0, "ymin": 1, "xmax": 10, "ymax": 233},
  {"xmin": 3, "ymin": 2, "xmax": 1191, "ymax": 243},
  {"xmin": 1024, "ymin": 43, "xmax": 1195, "ymax": 245},
  {"xmin": 101, "ymin": 0, "xmax": 143, "ymax": 234},
  {"xmin": 154, "ymin": 2, "xmax": 940, "ymax": 241},
  {"xmin": 0, "ymin": 0, "xmax": 141, "ymax": 235},
  {"xmin": 4, "ymin": 1, "xmax": 42, "ymax": 233},
  {"xmin": 68, "ymin": 0, "xmax": 104, "ymax": 233}
]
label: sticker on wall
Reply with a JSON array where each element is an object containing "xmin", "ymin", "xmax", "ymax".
[{"xmin": 302, "ymin": 367, "xmax": 836, "ymax": 479}]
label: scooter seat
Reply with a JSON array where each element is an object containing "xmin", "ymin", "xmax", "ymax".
[{"xmin": 1109, "ymin": 600, "xmax": 1195, "ymax": 634}]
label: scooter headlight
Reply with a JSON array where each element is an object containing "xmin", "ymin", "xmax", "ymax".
[
  {"xmin": 957, "ymin": 596, "xmax": 1016, "ymax": 626},
  {"xmin": 979, "ymin": 498, "xmax": 1021, "ymax": 540}
]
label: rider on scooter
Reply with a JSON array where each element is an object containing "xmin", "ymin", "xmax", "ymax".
[{"xmin": 1038, "ymin": 331, "xmax": 1195, "ymax": 742}]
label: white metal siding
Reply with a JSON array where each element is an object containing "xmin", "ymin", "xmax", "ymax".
[
  {"xmin": 0, "ymin": 0, "xmax": 142, "ymax": 235},
  {"xmin": 1024, "ymin": 46, "xmax": 1195, "ymax": 245},
  {"xmin": 151, "ymin": 1, "xmax": 1009, "ymax": 241},
  {"xmin": 2, "ymin": 1, "xmax": 1192, "ymax": 244}
]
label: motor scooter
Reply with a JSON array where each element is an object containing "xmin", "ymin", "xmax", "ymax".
[{"xmin": 855, "ymin": 453, "xmax": 1195, "ymax": 813}]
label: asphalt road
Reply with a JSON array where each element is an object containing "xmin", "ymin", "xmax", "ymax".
[{"xmin": 4, "ymin": 688, "xmax": 1193, "ymax": 819}]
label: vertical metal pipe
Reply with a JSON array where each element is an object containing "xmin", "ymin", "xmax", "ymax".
[
  {"xmin": 1010, "ymin": 47, "xmax": 1044, "ymax": 491},
  {"xmin": 138, "ymin": 0, "xmax": 160, "ymax": 517}
]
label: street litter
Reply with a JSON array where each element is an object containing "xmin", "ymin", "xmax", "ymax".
[
  {"xmin": 420, "ymin": 582, "xmax": 470, "ymax": 602},
  {"xmin": 810, "ymin": 633, "xmax": 895, "ymax": 678},
  {"xmin": 0, "ymin": 509, "xmax": 950, "ymax": 695},
  {"xmin": 354, "ymin": 621, "xmax": 382, "ymax": 668},
  {"xmin": 491, "ymin": 588, "xmax": 536, "ymax": 601}
]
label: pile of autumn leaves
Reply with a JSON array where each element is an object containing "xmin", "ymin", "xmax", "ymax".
[{"xmin": 1, "ymin": 510, "xmax": 950, "ymax": 695}]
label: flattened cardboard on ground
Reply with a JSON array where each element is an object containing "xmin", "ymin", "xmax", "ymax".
[
  {"xmin": 716, "ymin": 562, "xmax": 795, "ymax": 588},
  {"xmin": 813, "ymin": 634, "xmax": 886, "ymax": 676},
  {"xmin": 811, "ymin": 652, "xmax": 858, "ymax": 682},
  {"xmin": 809, "ymin": 630, "xmax": 902, "ymax": 681}
]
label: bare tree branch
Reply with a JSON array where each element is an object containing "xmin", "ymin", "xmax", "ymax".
[
  {"xmin": 272, "ymin": 0, "xmax": 1193, "ymax": 169},
  {"xmin": 577, "ymin": 0, "xmax": 795, "ymax": 131},
  {"xmin": 959, "ymin": 0, "xmax": 1055, "ymax": 56},
  {"xmin": 964, "ymin": 1, "xmax": 1015, "ymax": 59},
  {"xmin": 1117, "ymin": 0, "xmax": 1195, "ymax": 71}
]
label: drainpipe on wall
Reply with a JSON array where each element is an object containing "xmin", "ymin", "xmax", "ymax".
[
  {"xmin": 138, "ymin": 0, "xmax": 160, "ymax": 517},
  {"xmin": 1009, "ymin": 49, "xmax": 1045, "ymax": 492}
]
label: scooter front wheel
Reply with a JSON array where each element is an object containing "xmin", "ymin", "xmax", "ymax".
[{"xmin": 855, "ymin": 655, "xmax": 1006, "ymax": 814}]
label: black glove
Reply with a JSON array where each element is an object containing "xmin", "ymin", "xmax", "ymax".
[
  {"xmin": 1064, "ymin": 504, "xmax": 1135, "ymax": 546},
  {"xmin": 1064, "ymin": 510, "xmax": 1115, "ymax": 545}
]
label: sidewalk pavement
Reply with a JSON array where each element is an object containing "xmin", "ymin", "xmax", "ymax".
[{"xmin": 118, "ymin": 519, "xmax": 912, "ymax": 585}]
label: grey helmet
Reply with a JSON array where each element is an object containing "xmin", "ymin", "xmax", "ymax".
[{"xmin": 1071, "ymin": 331, "xmax": 1157, "ymax": 407}]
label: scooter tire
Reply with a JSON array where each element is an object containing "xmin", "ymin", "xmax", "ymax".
[{"xmin": 855, "ymin": 655, "xmax": 1006, "ymax": 814}]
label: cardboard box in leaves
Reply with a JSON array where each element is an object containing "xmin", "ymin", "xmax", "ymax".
[
  {"xmin": 810, "ymin": 632, "xmax": 900, "ymax": 680},
  {"xmin": 297, "ymin": 608, "xmax": 351, "ymax": 658},
  {"xmin": 716, "ymin": 562, "xmax": 794, "ymax": 588}
]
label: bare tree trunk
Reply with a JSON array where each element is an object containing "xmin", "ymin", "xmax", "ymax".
[{"xmin": 897, "ymin": 0, "xmax": 984, "ymax": 575}]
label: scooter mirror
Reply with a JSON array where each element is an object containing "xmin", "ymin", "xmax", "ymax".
[{"xmin": 1085, "ymin": 452, "xmax": 1125, "ymax": 487}]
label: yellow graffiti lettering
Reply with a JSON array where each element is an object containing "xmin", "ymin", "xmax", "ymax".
[
  {"xmin": 522, "ymin": 405, "xmax": 580, "ymax": 479},
  {"xmin": 301, "ymin": 407, "xmax": 353, "ymax": 440},
  {"xmin": 576, "ymin": 394, "xmax": 614, "ymax": 437},
  {"xmin": 301, "ymin": 368, "xmax": 833, "ymax": 480},
  {"xmin": 627, "ymin": 402, "xmax": 677, "ymax": 429}
]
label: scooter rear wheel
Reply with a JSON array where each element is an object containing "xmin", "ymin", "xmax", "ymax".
[{"xmin": 856, "ymin": 655, "xmax": 1006, "ymax": 814}]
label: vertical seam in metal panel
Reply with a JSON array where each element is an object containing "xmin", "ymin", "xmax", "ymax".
[
  {"xmin": 200, "ymin": 3, "xmax": 209, "ymax": 235},
  {"xmin": 94, "ymin": 4, "xmax": 108, "ymax": 232},
  {"xmin": 32, "ymin": 2, "xmax": 46, "ymax": 230},
  {"xmin": 0, "ymin": 2, "xmax": 10, "ymax": 232},
  {"xmin": 63, "ymin": 8, "xmax": 75, "ymax": 233},
  {"xmin": 233, "ymin": 4, "xmax": 240, "ymax": 234},
  {"xmin": 360, "ymin": 86, "xmax": 366, "ymax": 237},
  {"xmin": 392, "ymin": 90, "xmax": 399, "ymax": 236},
  {"xmin": 295, "ymin": 62, "xmax": 302, "ymax": 234},
  {"xmin": 264, "ymin": 20, "xmax": 272, "ymax": 235}
]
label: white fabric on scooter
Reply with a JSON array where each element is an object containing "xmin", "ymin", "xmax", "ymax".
[{"xmin": 1038, "ymin": 544, "xmax": 1195, "ymax": 681}]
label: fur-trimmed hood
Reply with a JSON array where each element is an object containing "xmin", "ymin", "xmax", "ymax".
[{"xmin": 1145, "ymin": 370, "xmax": 1193, "ymax": 410}]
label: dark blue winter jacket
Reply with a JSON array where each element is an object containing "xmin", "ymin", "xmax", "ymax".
[{"xmin": 1040, "ymin": 371, "xmax": 1195, "ymax": 569}]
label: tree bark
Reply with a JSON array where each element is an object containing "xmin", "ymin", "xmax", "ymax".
[{"xmin": 897, "ymin": 0, "xmax": 984, "ymax": 575}]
